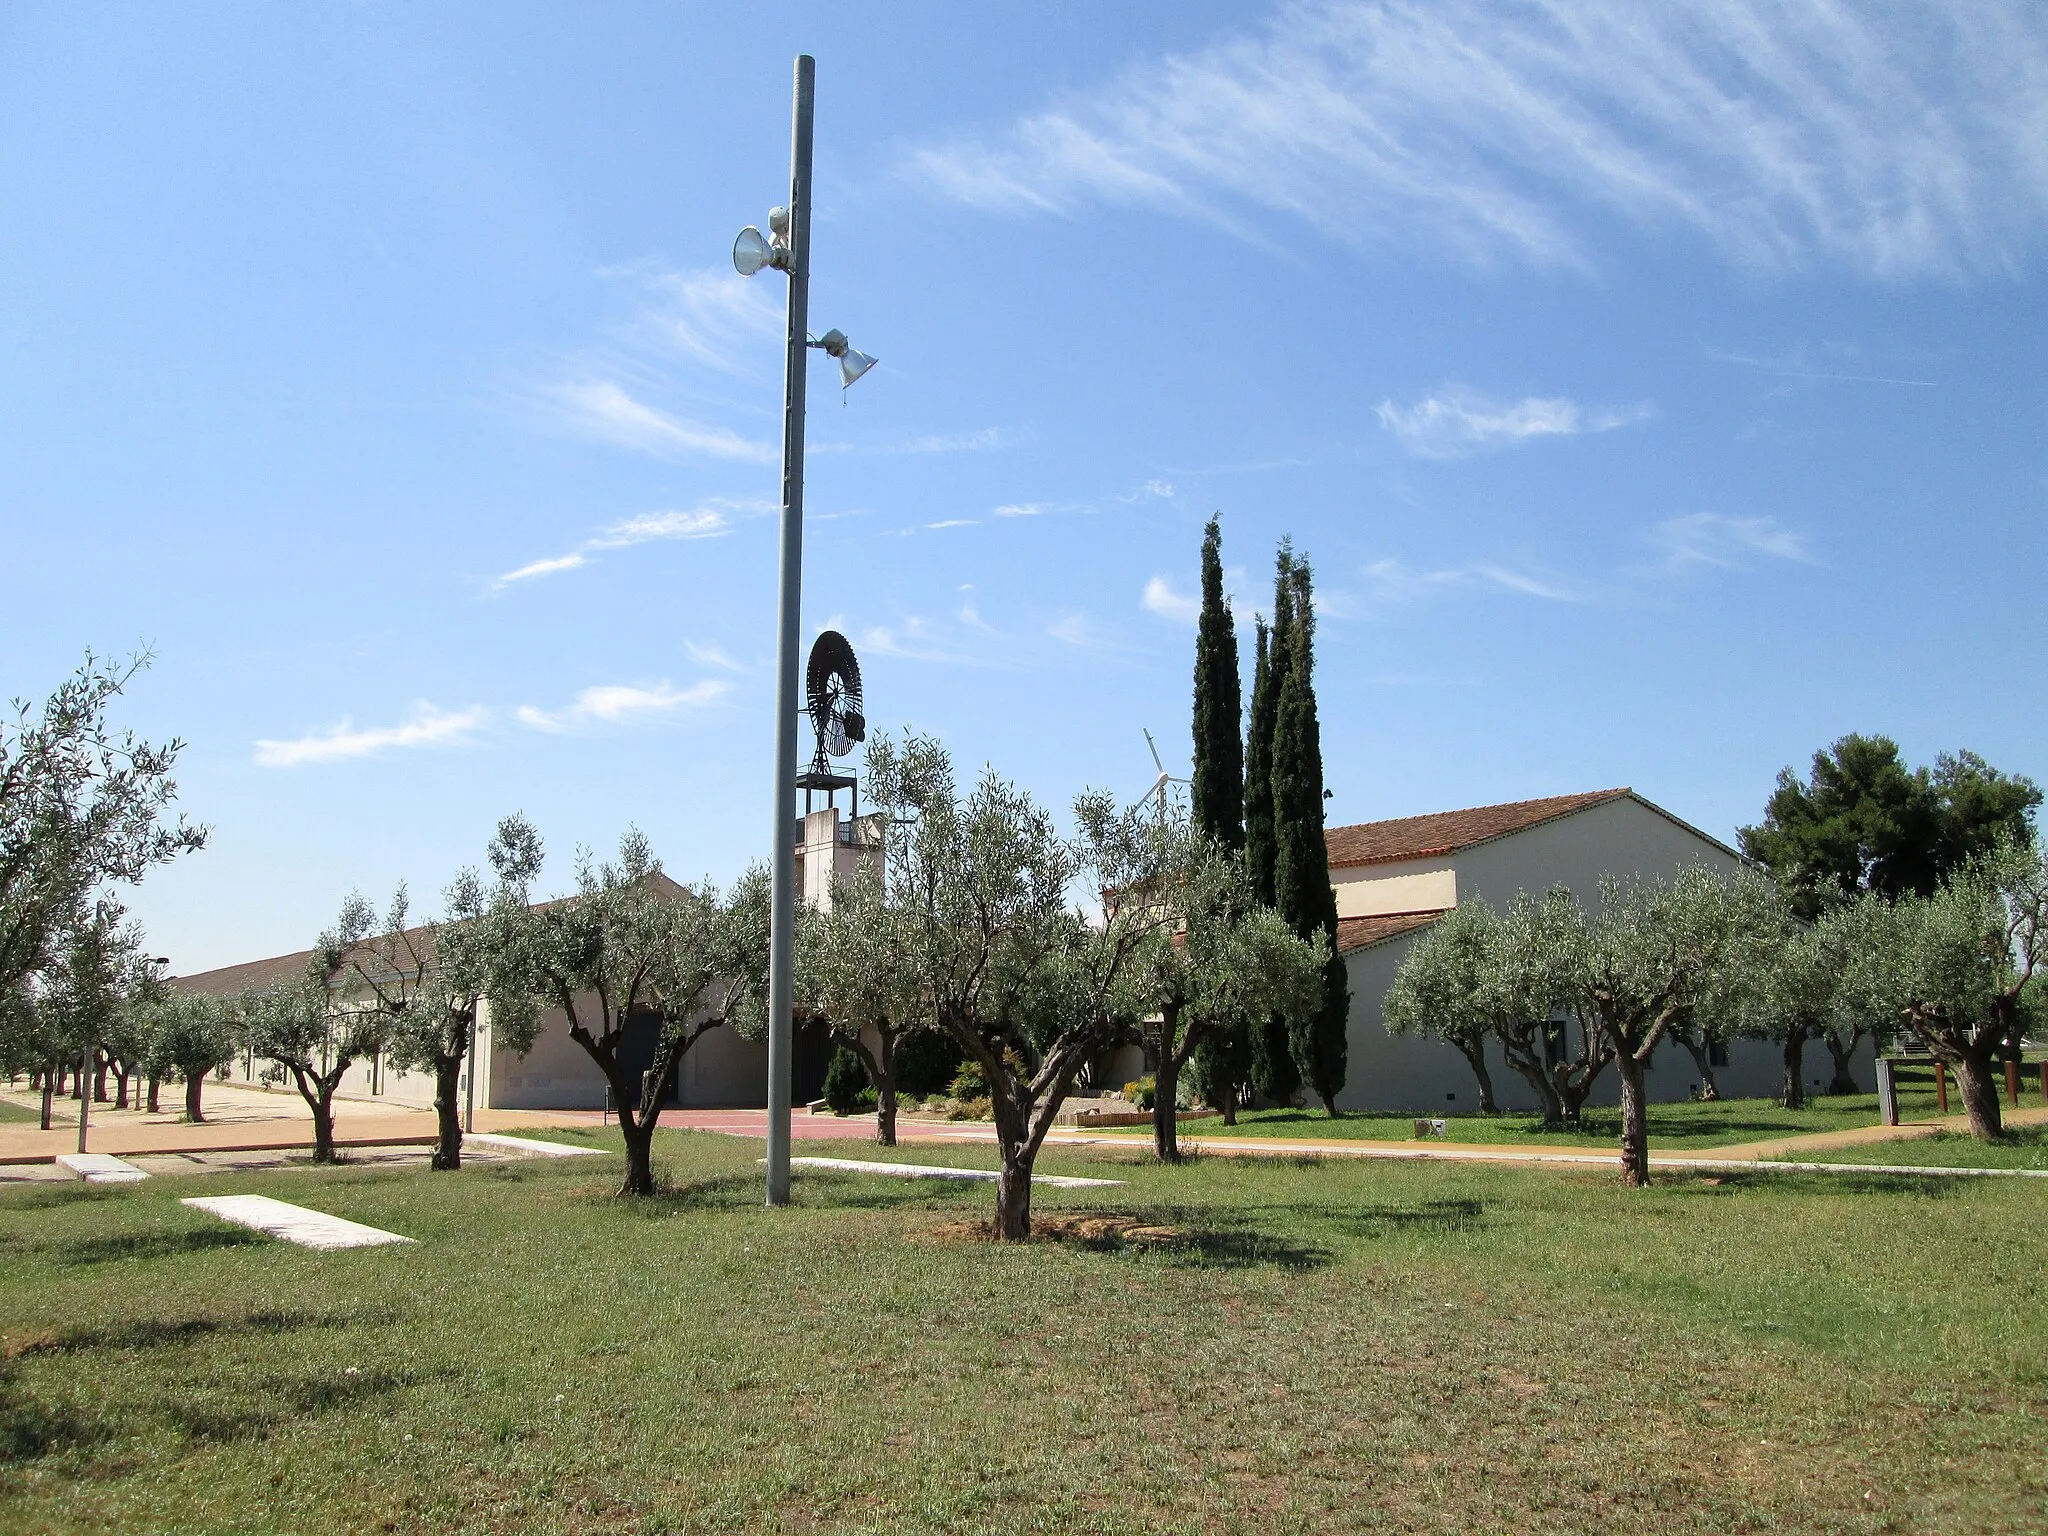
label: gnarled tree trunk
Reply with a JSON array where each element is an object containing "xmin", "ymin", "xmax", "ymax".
[
  {"xmin": 39, "ymin": 1068, "xmax": 53, "ymax": 1130},
  {"xmin": 182, "ymin": 1070, "xmax": 205, "ymax": 1123},
  {"xmin": 1616, "ymin": 1054, "xmax": 1650, "ymax": 1188},
  {"xmin": 1780, "ymin": 1030, "xmax": 1806, "ymax": 1110},
  {"xmin": 1453, "ymin": 1034, "xmax": 1497, "ymax": 1114},
  {"xmin": 1679, "ymin": 1035, "xmax": 1719, "ymax": 1101},
  {"xmin": 1949, "ymin": 1046, "xmax": 2004, "ymax": 1140},
  {"xmin": 1153, "ymin": 1009, "xmax": 1190, "ymax": 1163},
  {"xmin": 146, "ymin": 1072, "xmax": 161, "ymax": 1114},
  {"xmin": 431, "ymin": 1051, "xmax": 464, "ymax": 1170},
  {"xmin": 1823, "ymin": 1028, "xmax": 1861, "ymax": 1095}
]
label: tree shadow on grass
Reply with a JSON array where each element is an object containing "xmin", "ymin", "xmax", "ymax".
[
  {"xmin": 53, "ymin": 1226, "xmax": 268, "ymax": 1267},
  {"xmin": 4, "ymin": 1355, "xmax": 446, "ymax": 1467},
  {"xmin": 0, "ymin": 1386, "xmax": 110, "ymax": 1463},
  {"xmin": 1687, "ymin": 1168, "xmax": 1966, "ymax": 1200},
  {"xmin": 5, "ymin": 1308, "xmax": 362, "ymax": 1362},
  {"xmin": 1219, "ymin": 1196, "xmax": 1489, "ymax": 1243},
  {"xmin": 0, "ymin": 1184, "xmax": 123, "ymax": 1213}
]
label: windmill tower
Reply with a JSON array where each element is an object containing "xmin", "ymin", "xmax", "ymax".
[{"xmin": 792, "ymin": 630, "xmax": 883, "ymax": 908}]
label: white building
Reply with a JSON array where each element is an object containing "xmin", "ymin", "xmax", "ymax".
[
  {"xmin": 180, "ymin": 804, "xmax": 883, "ymax": 1115},
  {"xmin": 178, "ymin": 789, "xmax": 1856, "ymax": 1117},
  {"xmin": 1327, "ymin": 787, "xmax": 1869, "ymax": 1113}
]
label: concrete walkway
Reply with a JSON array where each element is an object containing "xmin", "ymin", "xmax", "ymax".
[{"xmin": 7, "ymin": 1081, "xmax": 2042, "ymax": 1176}]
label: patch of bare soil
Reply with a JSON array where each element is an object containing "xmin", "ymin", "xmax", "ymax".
[{"xmin": 928, "ymin": 1213, "xmax": 1184, "ymax": 1247}]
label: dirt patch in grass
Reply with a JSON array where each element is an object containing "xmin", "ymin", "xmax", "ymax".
[{"xmin": 929, "ymin": 1212, "xmax": 1184, "ymax": 1247}]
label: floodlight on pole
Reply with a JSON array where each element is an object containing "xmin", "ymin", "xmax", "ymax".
[
  {"xmin": 729, "ymin": 54, "xmax": 878, "ymax": 1209},
  {"xmin": 809, "ymin": 328, "xmax": 878, "ymax": 391}
]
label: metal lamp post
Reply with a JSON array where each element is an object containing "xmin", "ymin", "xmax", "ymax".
[{"xmin": 734, "ymin": 54, "xmax": 875, "ymax": 1207}]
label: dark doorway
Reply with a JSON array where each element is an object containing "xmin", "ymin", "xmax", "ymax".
[
  {"xmin": 613, "ymin": 1010, "xmax": 678, "ymax": 1109},
  {"xmin": 793, "ymin": 1018, "xmax": 832, "ymax": 1106}
]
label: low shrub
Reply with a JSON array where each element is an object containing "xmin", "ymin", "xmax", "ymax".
[
  {"xmin": 822, "ymin": 1045, "xmax": 876, "ymax": 1115},
  {"xmin": 948, "ymin": 1061, "xmax": 988, "ymax": 1102},
  {"xmin": 1125, "ymin": 1076, "xmax": 1157, "ymax": 1111}
]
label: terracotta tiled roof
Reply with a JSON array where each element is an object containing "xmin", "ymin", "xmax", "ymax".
[
  {"xmin": 172, "ymin": 871, "xmax": 691, "ymax": 997},
  {"xmin": 1335, "ymin": 910, "xmax": 1446, "ymax": 955},
  {"xmin": 175, "ymin": 947, "xmax": 321, "ymax": 998},
  {"xmin": 1324, "ymin": 789, "xmax": 1631, "ymax": 870}
]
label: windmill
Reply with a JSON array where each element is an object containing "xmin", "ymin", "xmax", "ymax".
[
  {"xmin": 1140, "ymin": 728, "xmax": 1191, "ymax": 817},
  {"xmin": 796, "ymin": 630, "xmax": 866, "ymax": 816}
]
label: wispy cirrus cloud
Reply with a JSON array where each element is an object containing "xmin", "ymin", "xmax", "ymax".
[
  {"xmin": 1645, "ymin": 513, "xmax": 1813, "ymax": 572},
  {"xmin": 684, "ymin": 641, "xmax": 747, "ymax": 672},
  {"xmin": 631, "ymin": 267, "xmax": 782, "ymax": 372},
  {"xmin": 1142, "ymin": 575, "xmax": 1202, "ymax": 624},
  {"xmin": 992, "ymin": 502, "xmax": 1045, "ymax": 518},
  {"xmin": 553, "ymin": 380, "xmax": 774, "ymax": 463},
  {"xmin": 516, "ymin": 680, "xmax": 728, "ymax": 734},
  {"xmin": 1117, "ymin": 479, "xmax": 1174, "ymax": 503},
  {"xmin": 904, "ymin": 0, "xmax": 2048, "ymax": 278},
  {"xmin": 1361, "ymin": 558, "xmax": 1583, "ymax": 608},
  {"xmin": 494, "ymin": 500, "xmax": 760, "ymax": 590},
  {"xmin": 254, "ymin": 703, "xmax": 487, "ymax": 768},
  {"xmin": 1377, "ymin": 388, "xmax": 1648, "ymax": 458}
]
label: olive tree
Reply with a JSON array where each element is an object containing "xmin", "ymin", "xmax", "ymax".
[
  {"xmin": 1838, "ymin": 840, "xmax": 2045, "ymax": 1140},
  {"xmin": 796, "ymin": 866, "xmax": 922, "ymax": 1146},
  {"xmin": 1118, "ymin": 810, "xmax": 1324, "ymax": 1161},
  {"xmin": 0, "ymin": 653, "xmax": 206, "ymax": 994},
  {"xmin": 863, "ymin": 733, "xmax": 1180, "ymax": 1239},
  {"xmin": 1384, "ymin": 893, "xmax": 1613, "ymax": 1127},
  {"xmin": 333, "ymin": 840, "xmax": 546, "ymax": 1170},
  {"xmin": 141, "ymin": 990, "xmax": 240, "ymax": 1122},
  {"xmin": 483, "ymin": 818, "xmax": 769, "ymax": 1196},
  {"xmin": 1569, "ymin": 869, "xmax": 1779, "ymax": 1184},
  {"xmin": 1382, "ymin": 902, "xmax": 1505, "ymax": 1115},
  {"xmin": 239, "ymin": 897, "xmax": 394, "ymax": 1163}
]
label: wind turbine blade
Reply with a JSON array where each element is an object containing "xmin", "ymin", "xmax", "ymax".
[{"xmin": 1144, "ymin": 728, "xmax": 1166, "ymax": 776}]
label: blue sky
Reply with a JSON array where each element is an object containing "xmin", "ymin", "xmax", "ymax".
[{"xmin": 3, "ymin": 2, "xmax": 2044, "ymax": 972}]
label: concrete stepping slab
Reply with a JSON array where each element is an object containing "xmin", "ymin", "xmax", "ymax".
[
  {"xmin": 465, "ymin": 1133, "xmax": 607, "ymax": 1158},
  {"xmin": 56, "ymin": 1153, "xmax": 148, "ymax": 1184},
  {"xmin": 181, "ymin": 1194, "xmax": 416, "ymax": 1250},
  {"xmin": 788, "ymin": 1155, "xmax": 1123, "ymax": 1188}
]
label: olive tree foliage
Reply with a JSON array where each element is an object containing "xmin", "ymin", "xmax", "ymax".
[
  {"xmin": 1569, "ymin": 868, "xmax": 1780, "ymax": 1185},
  {"xmin": 139, "ymin": 989, "xmax": 240, "ymax": 1123},
  {"xmin": 0, "ymin": 654, "xmax": 206, "ymax": 994},
  {"xmin": 1837, "ymin": 840, "xmax": 2047, "ymax": 1140},
  {"xmin": 1381, "ymin": 903, "xmax": 1505, "ymax": 1115},
  {"xmin": 239, "ymin": 899, "xmax": 393, "ymax": 1164},
  {"xmin": 1383, "ymin": 894, "xmax": 1615, "ymax": 1126},
  {"xmin": 862, "ymin": 733, "xmax": 1182, "ymax": 1240},
  {"xmin": 795, "ymin": 865, "xmax": 921, "ymax": 1147},
  {"xmin": 0, "ymin": 897, "xmax": 138, "ymax": 1125},
  {"xmin": 481, "ymin": 817, "xmax": 770, "ymax": 1197},
  {"xmin": 1117, "ymin": 807, "xmax": 1325, "ymax": 1161},
  {"xmin": 335, "ymin": 848, "xmax": 546, "ymax": 1171},
  {"xmin": 1702, "ymin": 892, "xmax": 1862, "ymax": 1111}
]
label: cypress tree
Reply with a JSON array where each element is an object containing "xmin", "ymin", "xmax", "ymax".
[
  {"xmin": 1271, "ymin": 554, "xmax": 1349, "ymax": 1116},
  {"xmin": 1190, "ymin": 515, "xmax": 1244, "ymax": 851},
  {"xmin": 1245, "ymin": 545, "xmax": 1301, "ymax": 1106}
]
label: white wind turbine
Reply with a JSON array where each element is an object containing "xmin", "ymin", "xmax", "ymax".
[{"xmin": 1141, "ymin": 729, "xmax": 1192, "ymax": 816}]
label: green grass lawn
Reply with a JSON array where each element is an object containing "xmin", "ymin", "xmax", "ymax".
[
  {"xmin": 3, "ymin": 1129, "xmax": 2044, "ymax": 1535},
  {"xmin": 1113, "ymin": 1091, "xmax": 1910, "ymax": 1149},
  {"xmin": 1779, "ymin": 1124, "xmax": 2048, "ymax": 1171}
]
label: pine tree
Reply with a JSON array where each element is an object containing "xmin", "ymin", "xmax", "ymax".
[
  {"xmin": 1271, "ymin": 554, "xmax": 1349, "ymax": 1115},
  {"xmin": 1245, "ymin": 545, "xmax": 1301, "ymax": 1106},
  {"xmin": 1191, "ymin": 515, "xmax": 1245, "ymax": 851}
]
